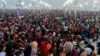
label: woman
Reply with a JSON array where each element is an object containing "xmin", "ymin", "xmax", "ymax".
[{"xmin": 30, "ymin": 40, "xmax": 38, "ymax": 56}]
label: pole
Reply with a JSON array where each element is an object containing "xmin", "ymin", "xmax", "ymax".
[
  {"xmin": 93, "ymin": 3, "xmax": 97, "ymax": 19},
  {"xmin": 74, "ymin": 0, "xmax": 77, "ymax": 19},
  {"xmin": 94, "ymin": 7, "xmax": 96, "ymax": 17},
  {"xmin": 16, "ymin": 0, "xmax": 22, "ymax": 9},
  {"xmin": 2, "ymin": 0, "xmax": 6, "ymax": 19}
]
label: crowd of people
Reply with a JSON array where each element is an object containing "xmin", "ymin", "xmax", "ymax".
[{"xmin": 0, "ymin": 10, "xmax": 100, "ymax": 56}]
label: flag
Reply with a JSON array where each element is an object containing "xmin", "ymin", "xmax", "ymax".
[{"xmin": 16, "ymin": 9, "xmax": 23, "ymax": 18}]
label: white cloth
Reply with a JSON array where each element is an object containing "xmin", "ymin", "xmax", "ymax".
[
  {"xmin": 0, "ymin": 51, "xmax": 6, "ymax": 56},
  {"xmin": 62, "ymin": 21, "xmax": 65, "ymax": 25},
  {"xmin": 84, "ymin": 47, "xmax": 92, "ymax": 55},
  {"xmin": 63, "ymin": 26, "xmax": 68, "ymax": 31},
  {"xmin": 90, "ymin": 39, "xmax": 97, "ymax": 50},
  {"xmin": 73, "ymin": 41, "xmax": 77, "ymax": 45}
]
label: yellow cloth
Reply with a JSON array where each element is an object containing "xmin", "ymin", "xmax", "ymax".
[
  {"xmin": 60, "ymin": 52, "xmax": 66, "ymax": 56},
  {"xmin": 79, "ymin": 41, "xmax": 85, "ymax": 48}
]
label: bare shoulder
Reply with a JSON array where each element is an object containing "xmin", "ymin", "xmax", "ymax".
[{"xmin": 80, "ymin": 52, "xmax": 87, "ymax": 56}]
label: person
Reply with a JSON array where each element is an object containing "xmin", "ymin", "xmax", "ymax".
[
  {"xmin": 84, "ymin": 46, "xmax": 92, "ymax": 56},
  {"xmin": 6, "ymin": 36, "xmax": 13, "ymax": 56},
  {"xmin": 30, "ymin": 40, "xmax": 38, "ymax": 56},
  {"xmin": 0, "ymin": 29, "xmax": 4, "ymax": 41},
  {"xmin": 63, "ymin": 42, "xmax": 73, "ymax": 56},
  {"xmin": 71, "ymin": 43, "xmax": 80, "ymax": 56},
  {"xmin": 0, "ymin": 10, "xmax": 100, "ymax": 56},
  {"xmin": 24, "ymin": 39, "xmax": 31, "ymax": 56},
  {"xmin": 0, "ymin": 45, "xmax": 6, "ymax": 56},
  {"xmin": 40, "ymin": 39, "xmax": 47, "ymax": 56},
  {"xmin": 80, "ymin": 49, "xmax": 88, "ymax": 56},
  {"xmin": 44, "ymin": 41, "xmax": 52, "ymax": 56},
  {"xmin": 12, "ymin": 43, "xmax": 24, "ymax": 56},
  {"xmin": 89, "ymin": 45, "xmax": 97, "ymax": 56},
  {"xmin": 48, "ymin": 49, "xmax": 53, "ymax": 56}
]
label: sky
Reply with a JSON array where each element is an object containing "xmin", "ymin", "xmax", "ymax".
[{"xmin": 0, "ymin": 0, "xmax": 100, "ymax": 10}]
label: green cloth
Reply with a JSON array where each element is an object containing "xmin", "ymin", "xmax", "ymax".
[{"xmin": 6, "ymin": 35, "xmax": 13, "ymax": 47}]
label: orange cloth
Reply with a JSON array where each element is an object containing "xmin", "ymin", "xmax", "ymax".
[{"xmin": 46, "ymin": 44, "xmax": 52, "ymax": 50}]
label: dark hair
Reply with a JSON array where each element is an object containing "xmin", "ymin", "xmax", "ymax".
[
  {"xmin": 49, "ymin": 48, "xmax": 53, "ymax": 54},
  {"xmin": 84, "ymin": 41, "xmax": 88, "ymax": 45},
  {"xmin": 88, "ymin": 45, "xmax": 95, "ymax": 51},
  {"xmin": 13, "ymin": 43, "xmax": 20, "ymax": 50},
  {"xmin": 0, "ymin": 45, "xmax": 3, "ymax": 52}
]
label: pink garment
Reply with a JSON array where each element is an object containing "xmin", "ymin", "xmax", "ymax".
[{"xmin": 31, "ymin": 48, "xmax": 38, "ymax": 56}]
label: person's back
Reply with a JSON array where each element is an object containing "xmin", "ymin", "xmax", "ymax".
[
  {"xmin": 91, "ymin": 50, "xmax": 97, "ymax": 56},
  {"xmin": 89, "ymin": 45, "xmax": 97, "ymax": 56},
  {"xmin": 80, "ymin": 51, "xmax": 88, "ymax": 56}
]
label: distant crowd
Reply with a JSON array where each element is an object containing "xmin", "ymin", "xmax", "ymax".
[{"xmin": 0, "ymin": 10, "xmax": 100, "ymax": 56}]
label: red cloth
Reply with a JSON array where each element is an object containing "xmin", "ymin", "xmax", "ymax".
[
  {"xmin": 19, "ymin": 43, "xmax": 25, "ymax": 48},
  {"xmin": 72, "ymin": 26, "xmax": 78, "ymax": 33},
  {"xmin": 44, "ymin": 43, "xmax": 52, "ymax": 56},
  {"xmin": 40, "ymin": 41, "xmax": 46, "ymax": 50},
  {"xmin": 66, "ymin": 37, "xmax": 72, "ymax": 42},
  {"xmin": 90, "ymin": 28, "xmax": 96, "ymax": 37}
]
